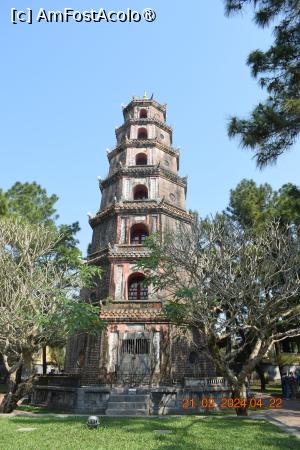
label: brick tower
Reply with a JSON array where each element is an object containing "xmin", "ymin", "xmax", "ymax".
[{"xmin": 65, "ymin": 94, "xmax": 214, "ymax": 386}]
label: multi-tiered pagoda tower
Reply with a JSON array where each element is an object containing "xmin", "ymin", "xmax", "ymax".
[{"xmin": 65, "ymin": 94, "xmax": 214, "ymax": 386}]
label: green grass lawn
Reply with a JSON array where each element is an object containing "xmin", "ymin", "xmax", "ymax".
[{"xmin": 0, "ymin": 416, "xmax": 298, "ymax": 450}]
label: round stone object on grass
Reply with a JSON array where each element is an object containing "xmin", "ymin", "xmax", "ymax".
[{"xmin": 87, "ymin": 416, "xmax": 100, "ymax": 429}]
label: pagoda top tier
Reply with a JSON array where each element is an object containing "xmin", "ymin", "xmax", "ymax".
[{"xmin": 122, "ymin": 92, "xmax": 167, "ymax": 122}]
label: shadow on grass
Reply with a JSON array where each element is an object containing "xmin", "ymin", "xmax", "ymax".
[
  {"xmin": 15, "ymin": 405, "xmax": 66, "ymax": 414},
  {"xmin": 149, "ymin": 418, "xmax": 299, "ymax": 450}
]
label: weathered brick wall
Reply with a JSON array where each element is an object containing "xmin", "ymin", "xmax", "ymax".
[
  {"xmin": 100, "ymin": 180, "xmax": 123, "ymax": 209},
  {"xmin": 97, "ymin": 260, "xmax": 111, "ymax": 300},
  {"xmin": 64, "ymin": 333, "xmax": 102, "ymax": 385},
  {"xmin": 65, "ymin": 325, "xmax": 215, "ymax": 386},
  {"xmin": 109, "ymin": 151, "xmax": 127, "ymax": 175},
  {"xmin": 170, "ymin": 329, "xmax": 215, "ymax": 381},
  {"xmin": 81, "ymin": 335, "xmax": 102, "ymax": 385},
  {"xmin": 64, "ymin": 334, "xmax": 87, "ymax": 375},
  {"xmin": 158, "ymin": 177, "xmax": 185, "ymax": 209},
  {"xmin": 91, "ymin": 215, "xmax": 117, "ymax": 251},
  {"xmin": 161, "ymin": 214, "xmax": 190, "ymax": 235}
]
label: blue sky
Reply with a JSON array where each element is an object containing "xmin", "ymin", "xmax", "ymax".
[{"xmin": 1, "ymin": 0, "xmax": 299, "ymax": 254}]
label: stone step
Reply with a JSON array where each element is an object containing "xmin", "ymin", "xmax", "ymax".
[
  {"xmin": 109, "ymin": 394, "xmax": 149, "ymax": 402},
  {"xmin": 106, "ymin": 409, "xmax": 149, "ymax": 416},
  {"xmin": 106, "ymin": 392, "xmax": 150, "ymax": 416},
  {"xmin": 108, "ymin": 401, "xmax": 149, "ymax": 409}
]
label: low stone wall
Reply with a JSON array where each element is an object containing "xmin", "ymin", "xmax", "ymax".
[
  {"xmin": 32, "ymin": 386, "xmax": 110, "ymax": 414},
  {"xmin": 35, "ymin": 375, "xmax": 81, "ymax": 387},
  {"xmin": 32, "ymin": 384, "xmax": 231, "ymax": 415},
  {"xmin": 151, "ymin": 386, "xmax": 231, "ymax": 415}
]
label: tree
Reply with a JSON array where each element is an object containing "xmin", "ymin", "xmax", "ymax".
[
  {"xmin": 225, "ymin": 0, "xmax": 300, "ymax": 167},
  {"xmin": 1, "ymin": 181, "xmax": 82, "ymax": 265},
  {"xmin": 0, "ymin": 190, "xmax": 8, "ymax": 216},
  {"xmin": 0, "ymin": 217, "xmax": 103, "ymax": 413},
  {"xmin": 227, "ymin": 179, "xmax": 275, "ymax": 229},
  {"xmin": 227, "ymin": 179, "xmax": 300, "ymax": 229},
  {"xmin": 138, "ymin": 216, "xmax": 300, "ymax": 415},
  {"xmin": 0, "ymin": 182, "xmax": 83, "ymax": 379},
  {"xmin": 4, "ymin": 182, "xmax": 59, "ymax": 225},
  {"xmin": 228, "ymin": 179, "xmax": 300, "ymax": 388}
]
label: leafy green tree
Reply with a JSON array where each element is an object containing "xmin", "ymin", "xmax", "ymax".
[
  {"xmin": 4, "ymin": 182, "xmax": 59, "ymax": 225},
  {"xmin": 275, "ymin": 183, "xmax": 300, "ymax": 225},
  {"xmin": 0, "ymin": 190, "xmax": 8, "ymax": 216},
  {"xmin": 227, "ymin": 179, "xmax": 300, "ymax": 229},
  {"xmin": 227, "ymin": 179, "xmax": 275, "ymax": 229},
  {"xmin": 225, "ymin": 0, "xmax": 300, "ymax": 167},
  {"xmin": 1, "ymin": 182, "xmax": 81, "ymax": 265}
]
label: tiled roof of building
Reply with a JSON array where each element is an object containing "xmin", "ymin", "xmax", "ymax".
[
  {"xmin": 107, "ymin": 139, "xmax": 179, "ymax": 161},
  {"xmin": 89, "ymin": 199, "xmax": 192, "ymax": 229},
  {"xmin": 100, "ymin": 307, "xmax": 168, "ymax": 322},
  {"xmin": 101, "ymin": 165, "xmax": 187, "ymax": 190}
]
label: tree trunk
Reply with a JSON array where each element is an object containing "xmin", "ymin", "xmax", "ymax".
[
  {"xmin": 42, "ymin": 347, "xmax": 47, "ymax": 375},
  {"xmin": 274, "ymin": 342, "xmax": 284, "ymax": 393},
  {"xmin": 0, "ymin": 353, "xmax": 9, "ymax": 383},
  {"xmin": 0, "ymin": 351, "xmax": 34, "ymax": 413},
  {"xmin": 1, "ymin": 368, "xmax": 19, "ymax": 413},
  {"xmin": 255, "ymin": 364, "xmax": 267, "ymax": 392},
  {"xmin": 15, "ymin": 365, "xmax": 23, "ymax": 385},
  {"xmin": 232, "ymin": 386, "xmax": 248, "ymax": 416},
  {"xmin": 1, "ymin": 377, "xmax": 35, "ymax": 413}
]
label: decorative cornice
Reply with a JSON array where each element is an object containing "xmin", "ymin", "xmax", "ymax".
[
  {"xmin": 87, "ymin": 247, "xmax": 109, "ymax": 263},
  {"xmin": 88, "ymin": 246, "xmax": 151, "ymax": 264},
  {"xmin": 88, "ymin": 200, "xmax": 193, "ymax": 228},
  {"xmin": 116, "ymin": 118, "xmax": 172, "ymax": 135},
  {"xmin": 101, "ymin": 165, "xmax": 187, "ymax": 190},
  {"xmin": 107, "ymin": 139, "xmax": 180, "ymax": 161},
  {"xmin": 100, "ymin": 306, "xmax": 168, "ymax": 322}
]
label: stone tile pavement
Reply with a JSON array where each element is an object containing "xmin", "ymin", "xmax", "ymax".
[{"xmin": 251, "ymin": 398, "xmax": 300, "ymax": 440}]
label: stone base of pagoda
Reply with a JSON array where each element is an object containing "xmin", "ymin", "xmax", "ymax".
[{"xmin": 31, "ymin": 379, "xmax": 231, "ymax": 415}]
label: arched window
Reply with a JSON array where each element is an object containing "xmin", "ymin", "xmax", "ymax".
[
  {"xmin": 130, "ymin": 223, "xmax": 149, "ymax": 244},
  {"xmin": 139, "ymin": 109, "xmax": 147, "ymax": 119},
  {"xmin": 128, "ymin": 273, "xmax": 148, "ymax": 300},
  {"xmin": 135, "ymin": 153, "xmax": 147, "ymax": 166},
  {"xmin": 137, "ymin": 128, "xmax": 148, "ymax": 139},
  {"xmin": 133, "ymin": 185, "xmax": 148, "ymax": 200}
]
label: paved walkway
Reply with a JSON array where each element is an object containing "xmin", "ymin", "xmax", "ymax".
[{"xmin": 251, "ymin": 397, "xmax": 300, "ymax": 440}]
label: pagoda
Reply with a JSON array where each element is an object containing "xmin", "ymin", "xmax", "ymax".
[{"xmin": 65, "ymin": 94, "xmax": 214, "ymax": 386}]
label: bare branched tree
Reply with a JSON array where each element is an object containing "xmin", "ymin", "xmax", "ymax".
[
  {"xmin": 138, "ymin": 216, "xmax": 300, "ymax": 415},
  {"xmin": 0, "ymin": 217, "xmax": 102, "ymax": 412}
]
